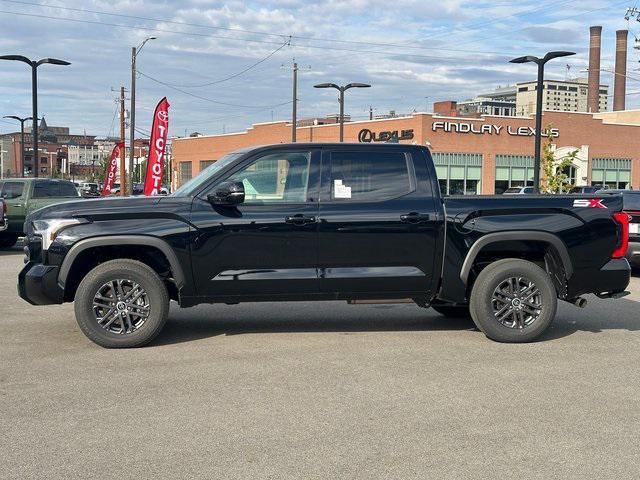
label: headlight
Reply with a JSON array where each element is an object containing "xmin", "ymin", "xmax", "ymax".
[{"xmin": 32, "ymin": 218, "xmax": 86, "ymax": 250}]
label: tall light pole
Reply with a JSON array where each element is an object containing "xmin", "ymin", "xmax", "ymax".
[
  {"xmin": 129, "ymin": 36, "xmax": 156, "ymax": 195},
  {"xmin": 510, "ymin": 51, "xmax": 575, "ymax": 191},
  {"xmin": 292, "ymin": 61, "xmax": 298, "ymax": 142},
  {"xmin": 0, "ymin": 56, "xmax": 70, "ymax": 178},
  {"xmin": 3, "ymin": 115, "xmax": 32, "ymax": 177},
  {"xmin": 314, "ymin": 82, "xmax": 371, "ymax": 142}
]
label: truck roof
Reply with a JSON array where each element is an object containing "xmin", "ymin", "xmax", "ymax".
[{"xmin": 233, "ymin": 143, "xmax": 428, "ymax": 153}]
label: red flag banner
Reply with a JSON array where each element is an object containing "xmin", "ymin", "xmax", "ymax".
[
  {"xmin": 101, "ymin": 142, "xmax": 124, "ymax": 196},
  {"xmin": 144, "ymin": 97, "xmax": 170, "ymax": 196}
]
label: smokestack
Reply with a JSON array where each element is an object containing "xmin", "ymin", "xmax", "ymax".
[
  {"xmin": 588, "ymin": 25, "xmax": 602, "ymax": 113},
  {"xmin": 614, "ymin": 29, "xmax": 628, "ymax": 111}
]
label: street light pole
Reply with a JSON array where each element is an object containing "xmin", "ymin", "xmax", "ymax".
[
  {"xmin": 3, "ymin": 115, "xmax": 32, "ymax": 177},
  {"xmin": 0, "ymin": 56, "xmax": 70, "ymax": 178},
  {"xmin": 510, "ymin": 51, "xmax": 575, "ymax": 192},
  {"xmin": 292, "ymin": 61, "xmax": 298, "ymax": 142},
  {"xmin": 129, "ymin": 37, "xmax": 156, "ymax": 195},
  {"xmin": 314, "ymin": 82, "xmax": 371, "ymax": 142}
]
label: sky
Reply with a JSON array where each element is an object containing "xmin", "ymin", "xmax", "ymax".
[{"xmin": 0, "ymin": 0, "xmax": 637, "ymax": 139}]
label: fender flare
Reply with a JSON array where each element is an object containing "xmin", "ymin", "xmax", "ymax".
[
  {"xmin": 459, "ymin": 231, "xmax": 573, "ymax": 284},
  {"xmin": 58, "ymin": 235, "xmax": 185, "ymax": 289}
]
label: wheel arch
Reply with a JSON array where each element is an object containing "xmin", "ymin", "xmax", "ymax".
[
  {"xmin": 460, "ymin": 231, "xmax": 573, "ymax": 287},
  {"xmin": 58, "ymin": 235, "xmax": 186, "ymax": 293}
]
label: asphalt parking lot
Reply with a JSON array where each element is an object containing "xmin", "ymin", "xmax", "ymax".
[{"xmin": 1, "ymin": 245, "xmax": 640, "ymax": 479}]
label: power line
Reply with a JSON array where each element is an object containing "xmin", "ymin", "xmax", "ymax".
[
  {"xmin": 137, "ymin": 70, "xmax": 293, "ymax": 109},
  {"xmin": 0, "ymin": 6, "xmax": 538, "ymax": 59},
  {"xmin": 0, "ymin": 0, "xmax": 555, "ymax": 56},
  {"xmin": 160, "ymin": 39, "xmax": 290, "ymax": 88}
]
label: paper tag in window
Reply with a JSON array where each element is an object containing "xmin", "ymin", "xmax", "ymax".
[{"xmin": 334, "ymin": 179, "xmax": 351, "ymax": 199}]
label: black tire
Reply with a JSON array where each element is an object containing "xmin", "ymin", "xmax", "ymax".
[
  {"xmin": 469, "ymin": 258, "xmax": 557, "ymax": 343},
  {"xmin": 0, "ymin": 234, "xmax": 19, "ymax": 249},
  {"xmin": 74, "ymin": 259, "xmax": 169, "ymax": 348},
  {"xmin": 431, "ymin": 304, "xmax": 471, "ymax": 318}
]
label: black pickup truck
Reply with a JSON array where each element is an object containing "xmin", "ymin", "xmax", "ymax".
[{"xmin": 18, "ymin": 143, "xmax": 631, "ymax": 348}]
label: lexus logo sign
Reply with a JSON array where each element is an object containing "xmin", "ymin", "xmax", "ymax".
[{"xmin": 358, "ymin": 128, "xmax": 414, "ymax": 143}]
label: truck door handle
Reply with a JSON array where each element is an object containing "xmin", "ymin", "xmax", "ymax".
[
  {"xmin": 400, "ymin": 212, "xmax": 432, "ymax": 223},
  {"xmin": 285, "ymin": 214, "xmax": 318, "ymax": 225}
]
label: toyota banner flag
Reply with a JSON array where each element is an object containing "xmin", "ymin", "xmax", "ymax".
[
  {"xmin": 143, "ymin": 97, "xmax": 170, "ymax": 196},
  {"xmin": 101, "ymin": 142, "xmax": 124, "ymax": 196}
]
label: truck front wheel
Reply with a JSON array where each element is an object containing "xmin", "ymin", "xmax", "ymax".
[
  {"xmin": 74, "ymin": 259, "xmax": 169, "ymax": 348},
  {"xmin": 469, "ymin": 259, "xmax": 557, "ymax": 343}
]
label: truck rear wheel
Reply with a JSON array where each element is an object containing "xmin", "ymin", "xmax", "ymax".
[
  {"xmin": 74, "ymin": 259, "xmax": 169, "ymax": 348},
  {"xmin": 469, "ymin": 259, "xmax": 557, "ymax": 343}
]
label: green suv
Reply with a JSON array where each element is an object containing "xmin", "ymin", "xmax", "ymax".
[{"xmin": 0, "ymin": 178, "xmax": 80, "ymax": 248}]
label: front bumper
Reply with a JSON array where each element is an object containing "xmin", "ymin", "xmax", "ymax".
[{"xmin": 18, "ymin": 262, "xmax": 64, "ymax": 305}]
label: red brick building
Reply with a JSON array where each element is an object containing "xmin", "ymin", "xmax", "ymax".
[{"xmin": 172, "ymin": 110, "xmax": 640, "ymax": 194}]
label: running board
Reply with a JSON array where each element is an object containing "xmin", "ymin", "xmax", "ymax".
[{"xmin": 347, "ymin": 299, "xmax": 414, "ymax": 305}]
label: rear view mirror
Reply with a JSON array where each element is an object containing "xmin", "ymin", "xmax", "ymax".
[{"xmin": 207, "ymin": 181, "xmax": 245, "ymax": 206}]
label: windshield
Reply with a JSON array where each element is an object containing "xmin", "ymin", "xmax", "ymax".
[
  {"xmin": 171, "ymin": 153, "xmax": 242, "ymax": 197},
  {"xmin": 504, "ymin": 187, "xmax": 521, "ymax": 194}
]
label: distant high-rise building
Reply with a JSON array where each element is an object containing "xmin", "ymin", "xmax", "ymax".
[{"xmin": 515, "ymin": 78, "xmax": 608, "ymax": 116}]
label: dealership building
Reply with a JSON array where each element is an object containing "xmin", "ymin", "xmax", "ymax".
[{"xmin": 172, "ymin": 108, "xmax": 640, "ymax": 194}]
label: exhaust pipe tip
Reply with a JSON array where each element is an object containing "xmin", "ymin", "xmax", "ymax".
[{"xmin": 572, "ymin": 297, "xmax": 588, "ymax": 308}]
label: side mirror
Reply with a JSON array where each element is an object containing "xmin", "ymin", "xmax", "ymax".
[{"xmin": 207, "ymin": 181, "xmax": 245, "ymax": 206}]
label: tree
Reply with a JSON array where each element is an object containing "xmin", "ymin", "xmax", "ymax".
[
  {"xmin": 539, "ymin": 128, "xmax": 577, "ymax": 194},
  {"xmin": 93, "ymin": 155, "xmax": 110, "ymax": 185}
]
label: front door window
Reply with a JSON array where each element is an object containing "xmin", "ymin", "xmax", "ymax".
[{"xmin": 226, "ymin": 152, "xmax": 311, "ymax": 204}]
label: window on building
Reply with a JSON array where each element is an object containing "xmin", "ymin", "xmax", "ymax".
[
  {"xmin": 558, "ymin": 85, "xmax": 567, "ymax": 91},
  {"xmin": 200, "ymin": 160, "xmax": 215, "ymax": 170},
  {"xmin": 179, "ymin": 161, "xmax": 192, "ymax": 184},
  {"xmin": 591, "ymin": 158, "xmax": 631, "ymax": 189},
  {"xmin": 226, "ymin": 151, "xmax": 311, "ymax": 204},
  {"xmin": 328, "ymin": 151, "xmax": 414, "ymax": 202},
  {"xmin": 518, "ymin": 86, "xmax": 528, "ymax": 92},
  {"xmin": 433, "ymin": 152, "xmax": 482, "ymax": 196},
  {"xmin": 495, "ymin": 155, "xmax": 535, "ymax": 194},
  {"xmin": 548, "ymin": 84, "xmax": 557, "ymax": 90},
  {"xmin": 568, "ymin": 87, "xmax": 577, "ymax": 92}
]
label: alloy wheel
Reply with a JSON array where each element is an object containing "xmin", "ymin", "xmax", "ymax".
[
  {"xmin": 92, "ymin": 279, "xmax": 150, "ymax": 334},
  {"xmin": 490, "ymin": 276, "xmax": 542, "ymax": 329}
]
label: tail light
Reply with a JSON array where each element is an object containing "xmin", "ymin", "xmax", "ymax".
[{"xmin": 612, "ymin": 212, "xmax": 630, "ymax": 258}]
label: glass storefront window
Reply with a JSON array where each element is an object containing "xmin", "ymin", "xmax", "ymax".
[
  {"xmin": 495, "ymin": 155, "xmax": 535, "ymax": 194},
  {"xmin": 432, "ymin": 152, "xmax": 483, "ymax": 196},
  {"xmin": 591, "ymin": 158, "xmax": 631, "ymax": 190}
]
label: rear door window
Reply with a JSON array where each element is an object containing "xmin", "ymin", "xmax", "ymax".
[
  {"xmin": 1, "ymin": 181, "xmax": 25, "ymax": 199},
  {"xmin": 328, "ymin": 150, "xmax": 415, "ymax": 202}
]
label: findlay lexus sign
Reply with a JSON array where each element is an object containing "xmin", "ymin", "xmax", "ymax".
[{"xmin": 432, "ymin": 121, "xmax": 559, "ymax": 137}]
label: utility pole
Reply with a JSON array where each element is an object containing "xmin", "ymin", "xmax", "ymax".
[
  {"xmin": 129, "ymin": 46, "xmax": 136, "ymax": 196},
  {"xmin": 119, "ymin": 86, "xmax": 127, "ymax": 196},
  {"xmin": 291, "ymin": 61, "xmax": 298, "ymax": 142}
]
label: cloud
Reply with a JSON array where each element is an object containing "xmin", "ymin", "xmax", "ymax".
[{"xmin": 0, "ymin": 0, "xmax": 631, "ymax": 138}]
